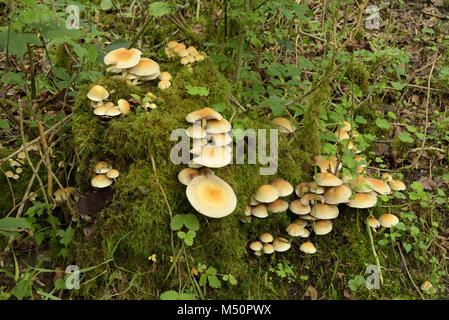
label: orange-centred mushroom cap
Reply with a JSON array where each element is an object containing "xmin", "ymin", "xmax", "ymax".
[
  {"xmin": 104, "ymin": 47, "xmax": 142, "ymax": 69},
  {"xmin": 254, "ymin": 184, "xmax": 279, "ymax": 203},
  {"xmin": 87, "ymin": 85, "xmax": 109, "ymax": 102}
]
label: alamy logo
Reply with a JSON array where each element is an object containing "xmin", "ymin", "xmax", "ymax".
[
  {"xmin": 365, "ymin": 5, "xmax": 380, "ymax": 30},
  {"xmin": 65, "ymin": 265, "xmax": 80, "ymax": 289},
  {"xmin": 365, "ymin": 264, "xmax": 380, "ymax": 290},
  {"xmin": 65, "ymin": 5, "xmax": 80, "ymax": 30}
]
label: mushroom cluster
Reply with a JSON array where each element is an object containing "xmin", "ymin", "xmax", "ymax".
[
  {"xmin": 249, "ymin": 233, "xmax": 292, "ymax": 256},
  {"xmin": 87, "ymin": 85, "xmax": 132, "ymax": 118},
  {"xmin": 178, "ymin": 167, "xmax": 237, "ymax": 219},
  {"xmin": 91, "ymin": 161, "xmax": 120, "ymax": 189},
  {"xmin": 53, "ymin": 186, "xmax": 79, "ymax": 204},
  {"xmin": 5, "ymin": 144, "xmax": 39, "ymax": 181},
  {"xmin": 165, "ymin": 41, "xmax": 206, "ymax": 67},
  {"xmin": 183, "ymin": 107, "xmax": 234, "ymax": 169}
]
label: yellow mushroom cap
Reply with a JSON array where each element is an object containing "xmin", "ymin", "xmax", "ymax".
[
  {"xmin": 259, "ymin": 233, "xmax": 274, "ymax": 243},
  {"xmin": 307, "ymin": 181, "xmax": 325, "ymax": 194},
  {"xmin": 141, "ymin": 70, "xmax": 161, "ymax": 81},
  {"xmin": 178, "ymin": 168, "xmax": 200, "ymax": 186},
  {"xmin": 293, "ymin": 218, "xmax": 308, "ymax": 228},
  {"xmin": 254, "ymin": 184, "xmax": 279, "ymax": 203},
  {"xmin": 95, "ymin": 161, "xmax": 111, "ymax": 174},
  {"xmin": 271, "ymin": 117, "xmax": 295, "ymax": 133},
  {"xmin": 289, "ymin": 200, "xmax": 311, "ymax": 215},
  {"xmin": 249, "ymin": 241, "xmax": 263, "ymax": 251},
  {"xmin": 310, "ymin": 203, "xmax": 339, "ymax": 219},
  {"xmin": 420, "ymin": 281, "xmax": 433, "ymax": 291},
  {"xmin": 87, "ymin": 85, "xmax": 109, "ymax": 102},
  {"xmin": 300, "ymin": 241, "xmax": 316, "ymax": 254},
  {"xmin": 186, "ymin": 175, "xmax": 237, "ymax": 218},
  {"xmin": 106, "ymin": 169, "xmax": 120, "ymax": 179},
  {"xmin": 324, "ymin": 184, "xmax": 352, "ymax": 204},
  {"xmin": 244, "ymin": 204, "xmax": 252, "ymax": 216},
  {"xmin": 389, "ymin": 179, "xmax": 406, "ymax": 191},
  {"xmin": 369, "ymin": 178, "xmax": 391, "ymax": 195},
  {"xmin": 205, "ymin": 119, "xmax": 232, "ymax": 134},
  {"xmin": 105, "ymin": 107, "xmax": 122, "ymax": 117},
  {"xmin": 158, "ymin": 79, "xmax": 171, "ymax": 90},
  {"xmin": 346, "ymin": 192, "xmax": 377, "ymax": 209},
  {"xmin": 177, "ymin": 48, "xmax": 189, "ymax": 57},
  {"xmin": 381, "ymin": 173, "xmax": 393, "ymax": 182},
  {"xmin": 129, "ymin": 58, "xmax": 160, "ymax": 76},
  {"xmin": 117, "ymin": 99, "xmax": 131, "ymax": 115},
  {"xmin": 269, "ymin": 178, "xmax": 294, "ymax": 197},
  {"xmin": 192, "ymin": 145, "xmax": 232, "ymax": 168},
  {"xmin": 186, "ymin": 108, "xmax": 223, "ymax": 123},
  {"xmin": 186, "ymin": 125, "xmax": 207, "ymax": 139},
  {"xmin": 313, "ymin": 220, "xmax": 333, "ymax": 235},
  {"xmin": 300, "ymin": 193, "xmax": 325, "ymax": 206},
  {"xmin": 91, "ymin": 174, "xmax": 113, "ymax": 188},
  {"xmin": 272, "ymin": 237, "xmax": 291, "ymax": 252},
  {"xmin": 104, "ymin": 47, "xmax": 142, "ymax": 69},
  {"xmin": 266, "ymin": 199, "xmax": 289, "ymax": 213},
  {"xmin": 316, "ymin": 172, "xmax": 342, "ymax": 187},
  {"xmin": 334, "ymin": 128, "xmax": 350, "ymax": 142},
  {"xmin": 251, "ymin": 204, "xmax": 268, "ymax": 218},
  {"xmin": 187, "ymin": 46, "xmax": 199, "ymax": 56},
  {"xmin": 5, "ymin": 171, "xmax": 14, "ymax": 178},
  {"xmin": 167, "ymin": 41, "xmax": 179, "ymax": 50},
  {"xmin": 263, "ymin": 243, "xmax": 275, "ymax": 255},
  {"xmin": 93, "ymin": 105, "xmax": 108, "ymax": 116},
  {"xmin": 286, "ymin": 223, "xmax": 310, "ymax": 237},
  {"xmin": 159, "ymin": 71, "xmax": 172, "ymax": 81},
  {"xmin": 378, "ymin": 213, "xmax": 399, "ymax": 228},
  {"xmin": 368, "ymin": 217, "xmax": 380, "ymax": 229}
]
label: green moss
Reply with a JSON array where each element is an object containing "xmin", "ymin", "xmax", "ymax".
[{"xmin": 346, "ymin": 62, "xmax": 370, "ymax": 93}]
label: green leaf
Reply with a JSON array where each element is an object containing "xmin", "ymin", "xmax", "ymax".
[
  {"xmin": 0, "ymin": 119, "xmax": 10, "ymax": 129},
  {"xmin": 160, "ymin": 290, "xmax": 179, "ymax": 300},
  {"xmin": 177, "ymin": 231, "xmax": 187, "ymax": 239},
  {"xmin": 104, "ymin": 39, "xmax": 132, "ymax": 53},
  {"xmin": 390, "ymin": 81, "xmax": 405, "ymax": 90},
  {"xmin": 212, "ymin": 102, "xmax": 228, "ymax": 113},
  {"xmin": 228, "ymin": 274, "xmax": 237, "ymax": 285},
  {"xmin": 170, "ymin": 214, "xmax": 184, "ymax": 231},
  {"xmin": 57, "ymin": 227, "xmax": 75, "ymax": 247},
  {"xmin": 149, "ymin": 2, "xmax": 171, "ymax": 17},
  {"xmin": 375, "ymin": 118, "xmax": 390, "ymax": 130},
  {"xmin": 12, "ymin": 279, "xmax": 31, "ymax": 300},
  {"xmin": 183, "ymin": 214, "xmax": 199, "ymax": 231},
  {"xmin": 100, "ymin": 0, "xmax": 113, "ymax": 11},
  {"xmin": 348, "ymin": 275, "xmax": 365, "ymax": 293},
  {"xmin": 403, "ymin": 242, "xmax": 412, "ymax": 253},
  {"xmin": 0, "ymin": 217, "xmax": 33, "ymax": 237},
  {"xmin": 398, "ymin": 131, "xmax": 414, "ymax": 143},
  {"xmin": 207, "ymin": 275, "xmax": 221, "ymax": 288},
  {"xmin": 185, "ymin": 85, "xmax": 209, "ymax": 96}
]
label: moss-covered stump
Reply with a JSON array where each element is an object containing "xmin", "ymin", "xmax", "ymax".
[{"xmin": 71, "ymin": 60, "xmax": 316, "ymax": 299}]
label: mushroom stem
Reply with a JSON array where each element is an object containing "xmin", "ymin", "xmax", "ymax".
[{"xmin": 366, "ymin": 216, "xmax": 384, "ymax": 285}]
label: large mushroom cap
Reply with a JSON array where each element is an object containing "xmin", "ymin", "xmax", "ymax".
[
  {"xmin": 352, "ymin": 175, "xmax": 374, "ymax": 193},
  {"xmin": 286, "ymin": 223, "xmax": 310, "ymax": 237},
  {"xmin": 186, "ymin": 108, "xmax": 223, "ymax": 123},
  {"xmin": 300, "ymin": 241, "xmax": 316, "ymax": 254},
  {"xmin": 254, "ymin": 184, "xmax": 279, "ymax": 203},
  {"xmin": 310, "ymin": 203, "xmax": 339, "ymax": 219},
  {"xmin": 389, "ymin": 179, "xmax": 406, "ymax": 191},
  {"xmin": 273, "ymin": 237, "xmax": 291, "ymax": 252},
  {"xmin": 91, "ymin": 174, "xmax": 112, "ymax": 188},
  {"xmin": 324, "ymin": 184, "xmax": 352, "ymax": 204},
  {"xmin": 87, "ymin": 85, "xmax": 109, "ymax": 102},
  {"xmin": 205, "ymin": 119, "xmax": 232, "ymax": 134},
  {"xmin": 316, "ymin": 172, "xmax": 342, "ymax": 187},
  {"xmin": 314, "ymin": 220, "xmax": 333, "ymax": 235},
  {"xmin": 346, "ymin": 192, "xmax": 377, "ymax": 209},
  {"xmin": 178, "ymin": 168, "xmax": 200, "ymax": 185},
  {"xmin": 266, "ymin": 199, "xmax": 289, "ymax": 213},
  {"xmin": 117, "ymin": 99, "xmax": 131, "ymax": 115},
  {"xmin": 378, "ymin": 213, "xmax": 399, "ymax": 228},
  {"xmin": 269, "ymin": 178, "xmax": 294, "ymax": 197},
  {"xmin": 369, "ymin": 178, "xmax": 391, "ymax": 195},
  {"xmin": 251, "ymin": 204, "xmax": 268, "ymax": 218},
  {"xmin": 104, "ymin": 47, "xmax": 142, "ymax": 69},
  {"xmin": 271, "ymin": 117, "xmax": 295, "ymax": 133},
  {"xmin": 289, "ymin": 200, "xmax": 311, "ymax": 215},
  {"xmin": 186, "ymin": 175, "xmax": 237, "ymax": 218},
  {"xmin": 129, "ymin": 58, "xmax": 160, "ymax": 76},
  {"xmin": 193, "ymin": 145, "xmax": 232, "ymax": 168}
]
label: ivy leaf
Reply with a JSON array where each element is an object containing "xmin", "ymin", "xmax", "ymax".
[{"xmin": 185, "ymin": 85, "xmax": 209, "ymax": 96}]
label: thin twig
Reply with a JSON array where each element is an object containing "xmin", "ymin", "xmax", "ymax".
[{"xmin": 396, "ymin": 242, "xmax": 425, "ymax": 300}]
